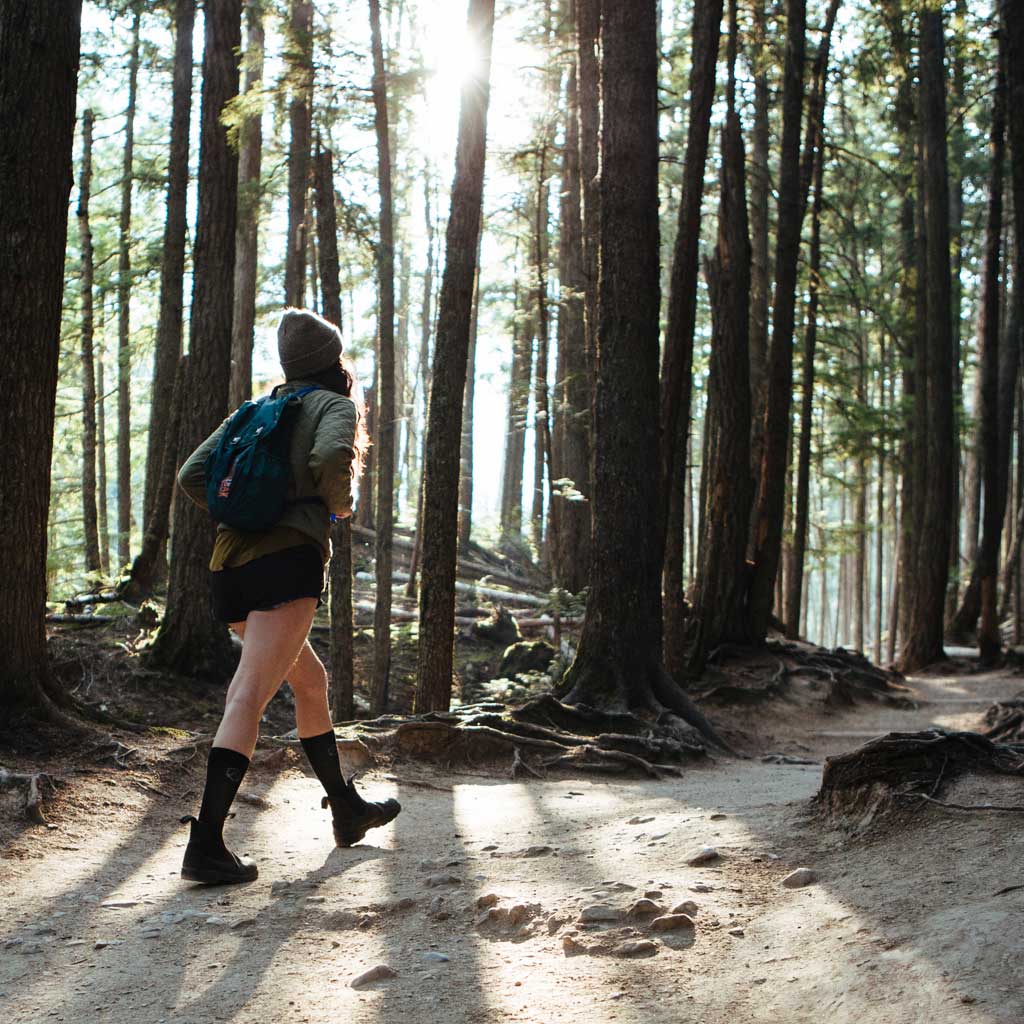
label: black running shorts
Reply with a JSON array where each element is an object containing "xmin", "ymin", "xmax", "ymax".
[{"xmin": 210, "ymin": 544, "xmax": 326, "ymax": 623}]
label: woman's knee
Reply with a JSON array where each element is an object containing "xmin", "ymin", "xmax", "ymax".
[{"xmin": 288, "ymin": 657, "xmax": 328, "ymax": 700}]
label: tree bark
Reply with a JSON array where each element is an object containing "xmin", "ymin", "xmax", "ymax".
[
  {"xmin": 575, "ymin": 0, "xmax": 600, "ymax": 374},
  {"xmin": 314, "ymin": 145, "xmax": 354, "ymax": 722},
  {"xmin": 531, "ymin": 149, "xmax": 553, "ymax": 560},
  {"xmin": 555, "ymin": 59, "xmax": 591, "ymax": 593},
  {"xmin": 748, "ymin": 0, "xmax": 770, "ymax": 486},
  {"xmin": 784, "ymin": 130, "xmax": 825, "ymax": 640},
  {"xmin": 899, "ymin": 7, "xmax": 955, "ymax": 672},
  {"xmin": 500, "ymin": 286, "xmax": 533, "ymax": 540},
  {"xmin": 284, "ymin": 0, "xmax": 313, "ymax": 307},
  {"xmin": 78, "ymin": 108, "xmax": 102, "ymax": 576},
  {"xmin": 659, "ymin": 0, "xmax": 723, "ymax": 679},
  {"xmin": 139, "ymin": 0, "xmax": 194, "ymax": 595},
  {"xmin": 748, "ymin": 0, "xmax": 806, "ymax": 640},
  {"xmin": 148, "ymin": 0, "xmax": 241, "ymax": 679},
  {"xmin": 121, "ymin": 357, "xmax": 188, "ymax": 605},
  {"xmin": 97, "ymin": 325, "xmax": 111, "ymax": 574},
  {"xmin": 458, "ymin": 261, "xmax": 480, "ymax": 557},
  {"xmin": 688, "ymin": 0, "xmax": 753, "ymax": 669},
  {"xmin": 369, "ymin": 0, "xmax": 397, "ymax": 715},
  {"xmin": 229, "ymin": 0, "xmax": 264, "ymax": 410},
  {"xmin": 414, "ymin": 0, "xmax": 495, "ymax": 713},
  {"xmin": 560, "ymin": 0, "xmax": 674, "ymax": 709},
  {"xmin": 116, "ymin": 8, "xmax": 142, "ymax": 569},
  {"xmin": 0, "ymin": 0, "xmax": 83, "ymax": 714},
  {"xmin": 948, "ymin": 24, "xmax": 1007, "ymax": 660}
]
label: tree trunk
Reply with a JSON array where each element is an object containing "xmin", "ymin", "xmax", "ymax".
[
  {"xmin": 356, "ymin": 384, "xmax": 376, "ymax": 529},
  {"xmin": 122, "ymin": 357, "xmax": 188, "ymax": 604},
  {"xmin": 97, "ymin": 326, "xmax": 111, "ymax": 574},
  {"xmin": 531, "ymin": 150, "xmax": 552, "ymax": 560},
  {"xmin": 314, "ymin": 144, "xmax": 354, "ymax": 722},
  {"xmin": 458, "ymin": 262, "xmax": 480, "ymax": 557},
  {"xmin": 899, "ymin": 8, "xmax": 955, "ymax": 672},
  {"xmin": 78, "ymin": 108, "xmax": 102, "ymax": 576},
  {"xmin": 784, "ymin": 130, "xmax": 825, "ymax": 640},
  {"xmin": 949, "ymin": 25, "xmax": 1007, "ymax": 659},
  {"xmin": 116, "ymin": 8, "xmax": 142, "ymax": 570},
  {"xmin": 369, "ymin": 0, "xmax": 397, "ymax": 716},
  {"xmin": 405, "ymin": 171, "xmax": 436, "ymax": 600},
  {"xmin": 659, "ymin": 0, "xmax": 723, "ymax": 679},
  {"xmin": 560, "ymin": 0, "xmax": 676, "ymax": 710},
  {"xmin": 148, "ymin": 0, "xmax": 241, "ymax": 679},
  {"xmin": 414, "ymin": 0, "xmax": 495, "ymax": 713},
  {"xmin": 139, "ymin": 0, "xmax": 194, "ymax": 596},
  {"xmin": 688, "ymin": 0, "xmax": 753, "ymax": 669},
  {"xmin": 555, "ymin": 60, "xmax": 591, "ymax": 593},
  {"xmin": 284, "ymin": 0, "xmax": 313, "ymax": 307},
  {"xmin": 0, "ymin": 0, "xmax": 83, "ymax": 715},
  {"xmin": 748, "ymin": 0, "xmax": 770, "ymax": 486},
  {"xmin": 575, "ymin": 0, "xmax": 600, "ymax": 375},
  {"xmin": 229, "ymin": 0, "xmax": 264, "ymax": 410},
  {"xmin": 500, "ymin": 285, "xmax": 531, "ymax": 541}
]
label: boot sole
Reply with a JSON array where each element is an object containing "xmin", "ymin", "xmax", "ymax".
[{"xmin": 181, "ymin": 865, "xmax": 259, "ymax": 885}]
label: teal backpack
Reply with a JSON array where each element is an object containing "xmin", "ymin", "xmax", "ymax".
[{"xmin": 204, "ymin": 386, "xmax": 320, "ymax": 532}]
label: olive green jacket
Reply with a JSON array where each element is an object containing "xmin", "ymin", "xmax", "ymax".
[{"xmin": 177, "ymin": 382, "xmax": 357, "ymax": 554}]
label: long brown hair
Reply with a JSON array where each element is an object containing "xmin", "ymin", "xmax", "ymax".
[{"xmin": 298, "ymin": 358, "xmax": 370, "ymax": 480}]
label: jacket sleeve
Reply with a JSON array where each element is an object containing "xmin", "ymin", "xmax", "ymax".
[
  {"xmin": 177, "ymin": 417, "xmax": 230, "ymax": 509},
  {"xmin": 308, "ymin": 395, "xmax": 357, "ymax": 518}
]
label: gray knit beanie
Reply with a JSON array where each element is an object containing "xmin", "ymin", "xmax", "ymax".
[{"xmin": 277, "ymin": 308, "xmax": 343, "ymax": 379}]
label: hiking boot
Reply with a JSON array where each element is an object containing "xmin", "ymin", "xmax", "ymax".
[
  {"xmin": 180, "ymin": 815, "xmax": 258, "ymax": 885},
  {"xmin": 322, "ymin": 778, "xmax": 401, "ymax": 847}
]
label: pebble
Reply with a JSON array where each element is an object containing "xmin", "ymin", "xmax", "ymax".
[
  {"xmin": 627, "ymin": 816, "xmax": 655, "ymax": 825},
  {"xmin": 626, "ymin": 899, "xmax": 662, "ymax": 917},
  {"xmin": 782, "ymin": 868, "xmax": 818, "ymax": 889},
  {"xmin": 350, "ymin": 964, "xmax": 398, "ymax": 989},
  {"xmin": 424, "ymin": 874, "xmax": 461, "ymax": 888},
  {"xmin": 231, "ymin": 917, "xmax": 257, "ymax": 930},
  {"xmin": 728, "ymin": 927, "xmax": 745, "ymax": 937},
  {"xmin": 507, "ymin": 904, "xmax": 537, "ymax": 926},
  {"xmin": 577, "ymin": 905, "xmax": 623, "ymax": 923},
  {"xmin": 522, "ymin": 845, "xmax": 554, "ymax": 857},
  {"xmin": 651, "ymin": 914, "xmax": 696, "ymax": 933},
  {"xmin": 644, "ymin": 890, "xmax": 663, "ymax": 900},
  {"xmin": 686, "ymin": 846, "xmax": 720, "ymax": 866},
  {"xmin": 94, "ymin": 940, "xmax": 123, "ymax": 949},
  {"xmin": 710, "ymin": 813, "xmax": 727, "ymax": 820},
  {"xmin": 476, "ymin": 893, "xmax": 499, "ymax": 909},
  {"xmin": 101, "ymin": 900, "xmax": 140, "ymax": 909},
  {"xmin": 614, "ymin": 939, "xmax": 658, "ymax": 957},
  {"xmin": 690, "ymin": 884, "xmax": 713, "ymax": 893},
  {"xmin": 671, "ymin": 901, "xmax": 699, "ymax": 917},
  {"xmin": 141, "ymin": 930, "xmax": 162, "ymax": 940},
  {"xmin": 562, "ymin": 935, "xmax": 586, "ymax": 956},
  {"xmin": 422, "ymin": 952, "xmax": 450, "ymax": 963},
  {"xmin": 204, "ymin": 916, "xmax": 227, "ymax": 927}
]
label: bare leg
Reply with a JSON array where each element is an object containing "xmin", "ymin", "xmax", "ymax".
[
  {"xmin": 213, "ymin": 598, "xmax": 318, "ymax": 757},
  {"xmin": 286, "ymin": 641, "xmax": 334, "ymax": 738}
]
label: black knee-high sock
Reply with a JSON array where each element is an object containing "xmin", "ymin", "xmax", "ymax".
[
  {"xmin": 197, "ymin": 747, "xmax": 250, "ymax": 841},
  {"xmin": 300, "ymin": 731, "xmax": 360, "ymax": 810}
]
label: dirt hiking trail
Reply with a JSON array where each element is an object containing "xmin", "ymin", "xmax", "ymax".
[{"xmin": 2, "ymin": 664, "xmax": 1024, "ymax": 1024}]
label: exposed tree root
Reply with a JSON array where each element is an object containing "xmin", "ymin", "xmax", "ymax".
[
  {"xmin": 982, "ymin": 696, "xmax": 1024, "ymax": 744},
  {"xmin": 0, "ymin": 767, "xmax": 55, "ymax": 823},
  {"xmin": 324, "ymin": 696, "xmax": 709, "ymax": 778},
  {"xmin": 817, "ymin": 729, "xmax": 1024, "ymax": 825},
  {"xmin": 700, "ymin": 640, "xmax": 911, "ymax": 709}
]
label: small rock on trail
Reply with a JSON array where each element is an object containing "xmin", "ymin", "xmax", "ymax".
[
  {"xmin": 651, "ymin": 914, "xmax": 696, "ymax": 933},
  {"xmin": 351, "ymin": 964, "xmax": 398, "ymax": 989},
  {"xmin": 578, "ymin": 905, "xmax": 624, "ymax": 924},
  {"xmin": 782, "ymin": 868, "xmax": 818, "ymax": 889},
  {"xmin": 614, "ymin": 939, "xmax": 658, "ymax": 957},
  {"xmin": 686, "ymin": 846, "xmax": 720, "ymax": 866}
]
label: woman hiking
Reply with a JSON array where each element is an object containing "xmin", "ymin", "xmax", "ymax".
[{"xmin": 175, "ymin": 308, "xmax": 401, "ymax": 884}]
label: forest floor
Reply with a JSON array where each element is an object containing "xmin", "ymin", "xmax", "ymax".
[{"xmin": 3, "ymin": 650, "xmax": 1024, "ymax": 1024}]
